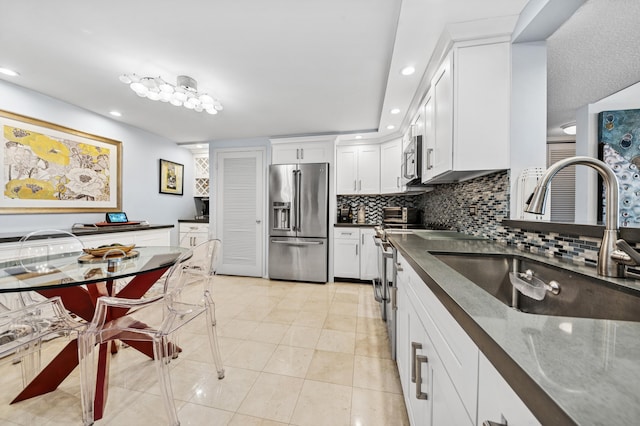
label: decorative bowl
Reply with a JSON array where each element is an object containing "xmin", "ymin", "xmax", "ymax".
[{"xmin": 82, "ymin": 244, "xmax": 136, "ymax": 257}]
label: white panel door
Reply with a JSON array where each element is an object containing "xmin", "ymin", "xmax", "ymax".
[{"xmin": 216, "ymin": 150, "xmax": 264, "ymax": 276}]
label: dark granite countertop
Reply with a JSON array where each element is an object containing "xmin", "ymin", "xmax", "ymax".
[
  {"xmin": 0, "ymin": 224, "xmax": 174, "ymax": 244},
  {"xmin": 388, "ymin": 232, "xmax": 640, "ymax": 426},
  {"xmin": 178, "ymin": 218, "xmax": 209, "ymax": 223},
  {"xmin": 333, "ymin": 223, "xmax": 378, "ymax": 228}
]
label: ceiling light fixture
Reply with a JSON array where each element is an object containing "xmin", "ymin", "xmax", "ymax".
[
  {"xmin": 119, "ymin": 74, "xmax": 223, "ymax": 115},
  {"xmin": 109, "ymin": 111, "xmax": 122, "ymax": 117},
  {"xmin": 390, "ymin": 108, "xmax": 401, "ymax": 114},
  {"xmin": 561, "ymin": 123, "xmax": 577, "ymax": 135},
  {"xmin": 400, "ymin": 66, "xmax": 415, "ymax": 76},
  {"xmin": 386, "ymin": 125, "xmax": 395, "ymax": 130},
  {"xmin": 0, "ymin": 67, "xmax": 19, "ymax": 77},
  {"xmin": 355, "ymin": 135, "xmax": 362, "ymax": 140}
]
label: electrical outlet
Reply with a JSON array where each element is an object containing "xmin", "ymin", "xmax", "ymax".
[{"xmin": 469, "ymin": 206, "xmax": 477, "ymax": 216}]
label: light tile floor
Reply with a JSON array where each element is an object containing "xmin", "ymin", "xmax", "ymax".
[{"xmin": 0, "ymin": 276, "xmax": 410, "ymax": 425}]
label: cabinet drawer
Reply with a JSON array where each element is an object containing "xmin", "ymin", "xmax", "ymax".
[
  {"xmin": 179, "ymin": 223, "xmax": 209, "ymax": 234},
  {"xmin": 404, "ymin": 259, "xmax": 479, "ymax": 421},
  {"xmin": 333, "ymin": 228, "xmax": 359, "ymax": 240}
]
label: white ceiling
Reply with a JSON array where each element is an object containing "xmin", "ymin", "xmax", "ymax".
[
  {"xmin": 0, "ymin": 0, "xmax": 528, "ymax": 145},
  {"xmin": 546, "ymin": 0, "xmax": 640, "ymax": 138},
  {"xmin": 7, "ymin": 1, "xmax": 632, "ymax": 145}
]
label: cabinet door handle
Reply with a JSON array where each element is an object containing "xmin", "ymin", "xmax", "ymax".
[
  {"xmin": 361, "ymin": 234, "xmax": 364, "ymax": 245},
  {"xmin": 397, "ymin": 176, "xmax": 400, "ymax": 188},
  {"xmin": 415, "ymin": 354, "xmax": 429, "ymax": 400},
  {"xmin": 391, "ymin": 286, "xmax": 397, "ymax": 311},
  {"xmin": 353, "ymin": 180, "xmax": 357, "ymax": 191},
  {"xmin": 300, "ymin": 148, "xmax": 304, "ymax": 159},
  {"xmin": 358, "ymin": 180, "xmax": 362, "ymax": 191},
  {"xmin": 426, "ymin": 148, "xmax": 434, "ymax": 170},
  {"xmin": 411, "ymin": 342, "xmax": 422, "ymax": 383},
  {"xmin": 356, "ymin": 244, "xmax": 358, "ymax": 256}
]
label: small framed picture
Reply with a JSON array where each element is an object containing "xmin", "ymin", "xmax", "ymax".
[{"xmin": 159, "ymin": 159, "xmax": 184, "ymax": 196}]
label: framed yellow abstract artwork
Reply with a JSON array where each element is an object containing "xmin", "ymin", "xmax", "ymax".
[{"xmin": 0, "ymin": 110, "xmax": 122, "ymax": 213}]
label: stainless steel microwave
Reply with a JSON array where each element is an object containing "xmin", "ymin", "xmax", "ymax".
[{"xmin": 403, "ymin": 125, "xmax": 422, "ymax": 184}]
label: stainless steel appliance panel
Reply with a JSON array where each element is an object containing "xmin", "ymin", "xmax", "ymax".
[
  {"xmin": 269, "ymin": 164, "xmax": 296, "ymax": 237},
  {"xmin": 268, "ymin": 162, "xmax": 329, "ymax": 282},
  {"xmin": 388, "ymin": 247, "xmax": 398, "ymax": 360},
  {"xmin": 269, "ymin": 237, "xmax": 327, "ymax": 283},
  {"xmin": 297, "ymin": 163, "xmax": 328, "ymax": 238}
]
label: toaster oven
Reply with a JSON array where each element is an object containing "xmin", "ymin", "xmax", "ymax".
[{"xmin": 382, "ymin": 207, "xmax": 420, "ymax": 224}]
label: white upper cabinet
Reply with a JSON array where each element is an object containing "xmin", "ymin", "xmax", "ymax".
[
  {"xmin": 380, "ymin": 138, "xmax": 403, "ymax": 194},
  {"xmin": 424, "ymin": 37, "xmax": 511, "ymax": 183},
  {"xmin": 270, "ymin": 136, "xmax": 334, "ymax": 164},
  {"xmin": 336, "ymin": 144, "xmax": 380, "ymax": 195},
  {"xmin": 421, "ymin": 89, "xmax": 436, "ymax": 183}
]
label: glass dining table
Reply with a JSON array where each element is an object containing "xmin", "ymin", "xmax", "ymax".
[{"xmin": 0, "ymin": 245, "xmax": 188, "ymax": 421}]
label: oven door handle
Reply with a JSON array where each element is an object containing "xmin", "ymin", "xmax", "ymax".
[{"xmin": 372, "ymin": 278, "xmax": 384, "ymax": 303}]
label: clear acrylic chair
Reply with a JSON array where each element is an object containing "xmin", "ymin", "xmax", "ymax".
[
  {"xmin": 18, "ymin": 229, "xmax": 86, "ymax": 306},
  {"xmin": 78, "ymin": 239, "xmax": 225, "ymax": 426},
  {"xmin": 4, "ymin": 229, "xmax": 87, "ymax": 386},
  {"xmin": 0, "ymin": 296, "xmax": 84, "ymax": 388}
]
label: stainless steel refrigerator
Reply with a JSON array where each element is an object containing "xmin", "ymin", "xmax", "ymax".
[{"xmin": 268, "ymin": 163, "xmax": 329, "ymax": 283}]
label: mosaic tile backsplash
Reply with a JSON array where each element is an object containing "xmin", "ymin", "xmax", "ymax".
[
  {"xmin": 336, "ymin": 194, "xmax": 420, "ymax": 224},
  {"xmin": 416, "ymin": 170, "xmax": 604, "ymax": 267},
  {"xmin": 337, "ymin": 170, "xmax": 607, "ymax": 267}
]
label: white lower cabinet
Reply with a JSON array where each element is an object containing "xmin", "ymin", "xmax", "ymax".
[
  {"xmin": 334, "ymin": 228, "xmax": 360, "ymax": 279},
  {"xmin": 396, "ymin": 251, "xmax": 537, "ymax": 426},
  {"xmin": 396, "ymin": 252, "xmax": 473, "ymax": 426},
  {"xmin": 179, "ymin": 222, "xmax": 209, "ymax": 248},
  {"xmin": 477, "ymin": 353, "xmax": 540, "ymax": 426},
  {"xmin": 0, "ymin": 228, "xmax": 171, "ymax": 262},
  {"xmin": 79, "ymin": 228, "xmax": 170, "ymax": 248},
  {"xmin": 359, "ymin": 228, "xmax": 377, "ymax": 280},
  {"xmin": 333, "ymin": 227, "xmax": 377, "ymax": 280}
]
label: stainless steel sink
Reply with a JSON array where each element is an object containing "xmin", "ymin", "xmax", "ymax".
[{"xmin": 433, "ymin": 252, "xmax": 640, "ymax": 322}]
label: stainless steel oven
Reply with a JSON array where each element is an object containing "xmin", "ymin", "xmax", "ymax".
[
  {"xmin": 373, "ymin": 236, "xmax": 393, "ymax": 321},
  {"xmin": 375, "ymin": 224, "xmax": 425, "ymax": 361}
]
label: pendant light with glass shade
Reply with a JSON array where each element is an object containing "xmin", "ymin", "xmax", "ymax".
[{"xmin": 119, "ymin": 74, "xmax": 223, "ymax": 115}]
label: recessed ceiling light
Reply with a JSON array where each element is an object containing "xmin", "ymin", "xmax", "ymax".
[
  {"xmin": 561, "ymin": 123, "xmax": 576, "ymax": 135},
  {"xmin": 355, "ymin": 135, "xmax": 362, "ymax": 140},
  {"xmin": 400, "ymin": 66, "xmax": 415, "ymax": 76},
  {"xmin": 390, "ymin": 108, "xmax": 401, "ymax": 115},
  {"xmin": 386, "ymin": 125, "xmax": 395, "ymax": 130},
  {"xmin": 0, "ymin": 67, "xmax": 19, "ymax": 77},
  {"xmin": 109, "ymin": 111, "xmax": 122, "ymax": 117},
  {"xmin": 196, "ymin": 144, "xmax": 203, "ymax": 148}
]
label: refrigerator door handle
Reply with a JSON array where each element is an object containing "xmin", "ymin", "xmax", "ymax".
[
  {"xmin": 271, "ymin": 240, "xmax": 324, "ymax": 246},
  {"xmin": 292, "ymin": 169, "xmax": 298, "ymax": 232},
  {"xmin": 296, "ymin": 169, "xmax": 302, "ymax": 233}
]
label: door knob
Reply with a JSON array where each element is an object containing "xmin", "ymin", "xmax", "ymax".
[{"xmin": 256, "ymin": 219, "xmax": 262, "ymax": 224}]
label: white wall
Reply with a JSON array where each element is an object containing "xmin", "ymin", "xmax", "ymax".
[
  {"xmin": 574, "ymin": 82, "xmax": 640, "ymax": 223},
  {"xmin": 509, "ymin": 41, "xmax": 548, "ymax": 219},
  {"xmin": 0, "ymin": 80, "xmax": 194, "ymax": 243}
]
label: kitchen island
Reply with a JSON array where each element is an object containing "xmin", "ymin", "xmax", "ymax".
[{"xmin": 388, "ymin": 232, "xmax": 640, "ymax": 425}]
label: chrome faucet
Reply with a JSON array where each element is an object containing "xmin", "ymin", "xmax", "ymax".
[{"xmin": 525, "ymin": 156, "xmax": 640, "ymax": 278}]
